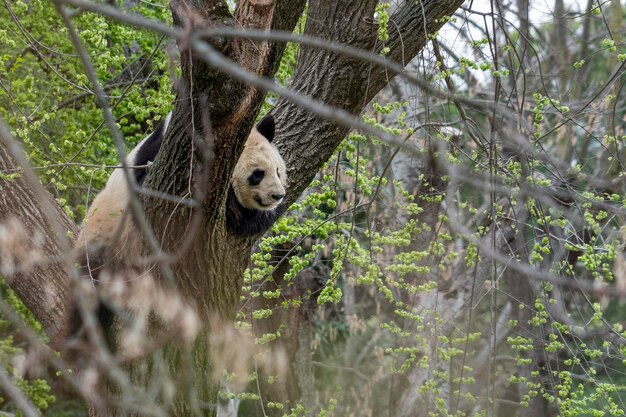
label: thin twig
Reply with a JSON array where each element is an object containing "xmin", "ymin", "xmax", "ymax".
[{"xmin": 0, "ymin": 367, "xmax": 41, "ymax": 417}]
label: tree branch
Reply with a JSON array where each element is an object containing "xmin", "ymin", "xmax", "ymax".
[{"xmin": 272, "ymin": 0, "xmax": 465, "ymax": 203}]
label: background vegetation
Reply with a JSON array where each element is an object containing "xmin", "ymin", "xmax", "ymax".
[{"xmin": 0, "ymin": 0, "xmax": 625, "ymax": 416}]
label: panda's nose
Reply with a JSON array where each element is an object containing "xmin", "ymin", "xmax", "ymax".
[{"xmin": 271, "ymin": 193, "xmax": 284, "ymax": 201}]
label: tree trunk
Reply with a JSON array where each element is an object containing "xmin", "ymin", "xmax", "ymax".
[{"xmin": 0, "ymin": 123, "xmax": 77, "ymax": 349}]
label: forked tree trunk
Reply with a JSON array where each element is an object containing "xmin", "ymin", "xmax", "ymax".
[{"xmin": 1, "ymin": 0, "xmax": 465, "ymax": 415}]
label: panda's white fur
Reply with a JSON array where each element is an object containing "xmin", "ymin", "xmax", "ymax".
[
  {"xmin": 226, "ymin": 116, "xmax": 287, "ymax": 235},
  {"xmin": 78, "ymin": 113, "xmax": 285, "ymax": 257},
  {"xmin": 76, "ymin": 113, "xmax": 174, "ymax": 271},
  {"xmin": 67, "ymin": 113, "xmax": 287, "ymax": 338},
  {"xmin": 231, "ymin": 127, "xmax": 286, "ymax": 212}
]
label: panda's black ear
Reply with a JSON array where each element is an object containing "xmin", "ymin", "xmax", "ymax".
[{"xmin": 256, "ymin": 115, "xmax": 275, "ymax": 142}]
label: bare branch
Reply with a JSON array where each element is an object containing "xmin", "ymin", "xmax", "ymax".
[{"xmin": 0, "ymin": 367, "xmax": 41, "ymax": 417}]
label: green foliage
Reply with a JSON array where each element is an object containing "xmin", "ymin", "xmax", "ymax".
[
  {"xmin": 375, "ymin": 3, "xmax": 391, "ymax": 43},
  {"xmin": 237, "ymin": 4, "xmax": 626, "ymax": 415},
  {"xmin": 0, "ymin": 278, "xmax": 54, "ymax": 415},
  {"xmin": 2, "ymin": 1, "xmax": 625, "ymax": 416},
  {"xmin": 0, "ymin": 0, "xmax": 174, "ymax": 219}
]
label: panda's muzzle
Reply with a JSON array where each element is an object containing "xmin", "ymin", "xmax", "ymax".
[{"xmin": 255, "ymin": 196, "xmax": 279, "ymax": 209}]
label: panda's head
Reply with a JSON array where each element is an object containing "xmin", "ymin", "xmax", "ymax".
[{"xmin": 231, "ymin": 116, "xmax": 287, "ymax": 212}]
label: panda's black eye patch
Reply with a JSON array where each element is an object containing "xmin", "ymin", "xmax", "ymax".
[{"xmin": 248, "ymin": 169, "xmax": 265, "ymax": 186}]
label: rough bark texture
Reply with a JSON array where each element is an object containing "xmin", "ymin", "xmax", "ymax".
[
  {"xmin": 138, "ymin": 0, "xmax": 309, "ymax": 326},
  {"xmin": 137, "ymin": 1, "xmax": 309, "ymax": 414},
  {"xmin": 0, "ymin": 133, "xmax": 77, "ymax": 348}
]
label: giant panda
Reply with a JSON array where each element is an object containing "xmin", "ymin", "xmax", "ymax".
[
  {"xmin": 226, "ymin": 115, "xmax": 287, "ymax": 235},
  {"xmin": 66, "ymin": 113, "xmax": 287, "ymax": 341}
]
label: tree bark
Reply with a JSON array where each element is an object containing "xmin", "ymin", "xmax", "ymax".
[{"xmin": 0, "ymin": 124, "xmax": 77, "ymax": 349}]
